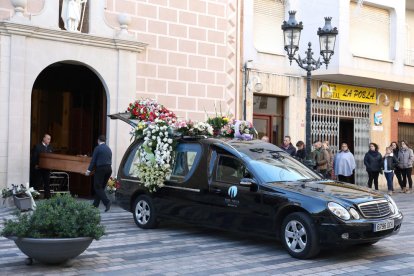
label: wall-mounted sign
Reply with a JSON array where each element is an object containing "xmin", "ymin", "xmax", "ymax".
[
  {"xmin": 374, "ymin": 111, "xmax": 383, "ymax": 125},
  {"xmin": 321, "ymin": 82, "xmax": 377, "ymax": 104}
]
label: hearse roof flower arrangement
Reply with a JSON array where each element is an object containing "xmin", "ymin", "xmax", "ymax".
[{"xmin": 127, "ymin": 98, "xmax": 176, "ymax": 123}]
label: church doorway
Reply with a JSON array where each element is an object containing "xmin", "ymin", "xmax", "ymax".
[{"xmin": 30, "ymin": 62, "xmax": 107, "ymax": 196}]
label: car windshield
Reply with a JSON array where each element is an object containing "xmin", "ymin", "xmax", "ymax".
[
  {"xmin": 247, "ymin": 151, "xmax": 321, "ymax": 182},
  {"xmin": 217, "ymin": 140, "xmax": 321, "ymax": 182}
]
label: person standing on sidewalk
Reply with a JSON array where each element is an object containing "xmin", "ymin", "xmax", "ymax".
[
  {"xmin": 398, "ymin": 140, "xmax": 414, "ymax": 193},
  {"xmin": 383, "ymin": 146, "xmax": 398, "ymax": 195},
  {"xmin": 312, "ymin": 141, "xmax": 330, "ymax": 178},
  {"xmin": 86, "ymin": 135, "xmax": 112, "ymax": 211},
  {"xmin": 334, "ymin": 143, "xmax": 356, "ymax": 184},
  {"xmin": 364, "ymin": 143, "xmax": 382, "ymax": 190},
  {"xmin": 391, "ymin": 141, "xmax": 404, "ymax": 192},
  {"xmin": 323, "ymin": 140, "xmax": 333, "ymax": 179},
  {"xmin": 295, "ymin": 140, "xmax": 306, "ymax": 162},
  {"xmin": 280, "ymin": 136, "xmax": 296, "ymax": 157}
]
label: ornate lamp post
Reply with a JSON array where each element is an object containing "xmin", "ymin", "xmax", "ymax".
[{"xmin": 281, "ymin": 11, "xmax": 338, "ymax": 161}]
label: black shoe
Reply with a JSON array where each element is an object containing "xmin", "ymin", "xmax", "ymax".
[{"xmin": 105, "ymin": 201, "xmax": 111, "ymax": 212}]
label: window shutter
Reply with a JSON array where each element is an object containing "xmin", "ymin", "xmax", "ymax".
[
  {"xmin": 254, "ymin": 0, "xmax": 285, "ymax": 54},
  {"xmin": 405, "ymin": 10, "xmax": 414, "ymax": 64},
  {"xmin": 349, "ymin": 2, "xmax": 390, "ymax": 60}
]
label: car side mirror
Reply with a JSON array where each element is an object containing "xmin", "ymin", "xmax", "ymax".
[{"xmin": 240, "ymin": 178, "xmax": 255, "ymax": 187}]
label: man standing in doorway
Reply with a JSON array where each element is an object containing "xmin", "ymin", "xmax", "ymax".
[
  {"xmin": 334, "ymin": 143, "xmax": 356, "ymax": 184},
  {"xmin": 280, "ymin": 136, "xmax": 296, "ymax": 157},
  {"xmin": 31, "ymin": 133, "xmax": 53, "ymax": 199},
  {"xmin": 86, "ymin": 135, "xmax": 112, "ymax": 212}
]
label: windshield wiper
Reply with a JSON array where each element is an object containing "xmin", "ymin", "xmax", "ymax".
[
  {"xmin": 268, "ymin": 151, "xmax": 285, "ymax": 160},
  {"xmin": 298, "ymin": 178, "xmax": 320, "ymax": 182}
]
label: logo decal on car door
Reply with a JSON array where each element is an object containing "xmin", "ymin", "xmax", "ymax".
[{"xmin": 228, "ymin": 186, "xmax": 238, "ymax": 198}]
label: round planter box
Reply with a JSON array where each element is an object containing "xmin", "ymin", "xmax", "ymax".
[{"xmin": 8, "ymin": 236, "xmax": 93, "ymax": 264}]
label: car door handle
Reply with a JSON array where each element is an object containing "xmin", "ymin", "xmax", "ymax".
[{"xmin": 212, "ymin": 188, "xmax": 221, "ymax": 193}]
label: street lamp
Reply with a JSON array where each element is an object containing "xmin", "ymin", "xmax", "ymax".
[{"xmin": 281, "ymin": 10, "xmax": 338, "ymax": 161}]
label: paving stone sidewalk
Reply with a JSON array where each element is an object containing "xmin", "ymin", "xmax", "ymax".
[{"xmin": 0, "ymin": 192, "xmax": 413, "ymax": 275}]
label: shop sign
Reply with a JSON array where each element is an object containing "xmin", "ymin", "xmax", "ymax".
[{"xmin": 321, "ymin": 82, "xmax": 377, "ymax": 104}]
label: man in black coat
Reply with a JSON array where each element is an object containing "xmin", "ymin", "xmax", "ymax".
[
  {"xmin": 280, "ymin": 135, "xmax": 296, "ymax": 157},
  {"xmin": 86, "ymin": 135, "xmax": 112, "ymax": 212},
  {"xmin": 31, "ymin": 133, "xmax": 53, "ymax": 199}
]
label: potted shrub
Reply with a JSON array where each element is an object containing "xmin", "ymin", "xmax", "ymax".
[{"xmin": 1, "ymin": 194, "xmax": 105, "ymax": 265}]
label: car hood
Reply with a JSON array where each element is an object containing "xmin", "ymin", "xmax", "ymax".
[{"xmin": 264, "ymin": 180, "xmax": 386, "ymax": 206}]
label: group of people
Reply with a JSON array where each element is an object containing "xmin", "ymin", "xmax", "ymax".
[
  {"xmin": 265, "ymin": 135, "xmax": 414, "ymax": 195},
  {"xmin": 31, "ymin": 133, "xmax": 113, "ymax": 211},
  {"xmin": 276, "ymin": 136, "xmax": 337, "ymax": 180},
  {"xmin": 363, "ymin": 141, "xmax": 413, "ymax": 195}
]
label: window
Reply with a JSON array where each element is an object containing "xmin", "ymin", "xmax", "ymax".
[
  {"xmin": 170, "ymin": 143, "xmax": 202, "ymax": 182},
  {"xmin": 123, "ymin": 143, "xmax": 141, "ymax": 177},
  {"xmin": 253, "ymin": 0, "xmax": 285, "ymax": 54},
  {"xmin": 253, "ymin": 95, "xmax": 284, "ymax": 145},
  {"xmin": 349, "ymin": 2, "xmax": 390, "ymax": 60},
  {"xmin": 406, "ymin": 10, "xmax": 414, "ymax": 65},
  {"xmin": 216, "ymin": 155, "xmax": 250, "ymax": 184}
]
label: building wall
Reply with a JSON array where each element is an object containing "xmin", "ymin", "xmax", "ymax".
[
  {"xmin": 0, "ymin": 0, "xmax": 240, "ymax": 192},
  {"xmin": 103, "ymin": 0, "xmax": 238, "ymax": 121}
]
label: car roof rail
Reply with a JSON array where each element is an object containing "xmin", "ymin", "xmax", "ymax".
[{"xmin": 180, "ymin": 135, "xmax": 208, "ymax": 140}]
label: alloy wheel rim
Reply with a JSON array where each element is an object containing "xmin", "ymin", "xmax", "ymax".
[
  {"xmin": 136, "ymin": 200, "xmax": 150, "ymax": 225},
  {"xmin": 285, "ymin": 220, "xmax": 307, "ymax": 253}
]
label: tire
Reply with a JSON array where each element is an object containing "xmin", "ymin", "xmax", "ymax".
[
  {"xmin": 281, "ymin": 212, "xmax": 320, "ymax": 259},
  {"xmin": 133, "ymin": 195, "xmax": 158, "ymax": 229}
]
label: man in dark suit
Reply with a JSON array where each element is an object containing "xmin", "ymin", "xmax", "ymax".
[
  {"xmin": 86, "ymin": 135, "xmax": 112, "ymax": 212},
  {"xmin": 31, "ymin": 133, "xmax": 53, "ymax": 199}
]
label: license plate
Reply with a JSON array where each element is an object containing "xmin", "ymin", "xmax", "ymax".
[{"xmin": 373, "ymin": 220, "xmax": 394, "ymax": 232}]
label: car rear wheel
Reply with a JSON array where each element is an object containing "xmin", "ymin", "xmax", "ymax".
[
  {"xmin": 281, "ymin": 212, "xmax": 320, "ymax": 259},
  {"xmin": 133, "ymin": 195, "xmax": 158, "ymax": 229}
]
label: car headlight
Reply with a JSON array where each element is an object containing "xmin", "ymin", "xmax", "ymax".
[
  {"xmin": 387, "ymin": 195, "xmax": 399, "ymax": 214},
  {"xmin": 349, "ymin": 207, "xmax": 360, "ymax": 220},
  {"xmin": 328, "ymin": 202, "xmax": 351, "ymax": 220}
]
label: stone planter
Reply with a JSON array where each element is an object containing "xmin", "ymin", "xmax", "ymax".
[
  {"xmin": 7, "ymin": 236, "xmax": 93, "ymax": 265},
  {"xmin": 13, "ymin": 195, "xmax": 32, "ymax": 211}
]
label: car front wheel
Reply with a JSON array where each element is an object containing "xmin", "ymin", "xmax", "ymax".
[
  {"xmin": 133, "ymin": 195, "xmax": 158, "ymax": 229},
  {"xmin": 281, "ymin": 212, "xmax": 320, "ymax": 259}
]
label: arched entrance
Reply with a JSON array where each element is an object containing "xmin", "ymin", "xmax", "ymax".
[{"xmin": 30, "ymin": 62, "xmax": 107, "ymax": 196}]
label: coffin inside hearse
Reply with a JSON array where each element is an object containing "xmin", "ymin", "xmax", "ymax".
[{"xmin": 38, "ymin": 153, "xmax": 93, "ymax": 196}]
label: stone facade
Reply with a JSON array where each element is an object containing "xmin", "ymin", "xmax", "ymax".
[{"xmin": 0, "ymin": 0, "xmax": 240, "ymax": 192}]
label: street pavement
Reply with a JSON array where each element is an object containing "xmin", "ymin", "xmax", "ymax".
[{"xmin": 1, "ymin": 192, "xmax": 414, "ymax": 275}]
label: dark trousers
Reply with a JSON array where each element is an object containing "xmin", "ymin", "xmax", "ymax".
[
  {"xmin": 35, "ymin": 168, "xmax": 51, "ymax": 199},
  {"xmin": 338, "ymin": 175, "xmax": 353, "ymax": 184},
  {"xmin": 384, "ymin": 172, "xmax": 394, "ymax": 191},
  {"xmin": 367, "ymin": 171, "xmax": 380, "ymax": 190},
  {"xmin": 394, "ymin": 168, "xmax": 403, "ymax": 189},
  {"xmin": 93, "ymin": 165, "xmax": 112, "ymax": 208},
  {"xmin": 401, "ymin": 167, "xmax": 413, "ymax": 189}
]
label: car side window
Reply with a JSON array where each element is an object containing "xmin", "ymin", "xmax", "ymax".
[
  {"xmin": 123, "ymin": 142, "xmax": 141, "ymax": 177},
  {"xmin": 216, "ymin": 155, "xmax": 250, "ymax": 184},
  {"xmin": 170, "ymin": 143, "xmax": 202, "ymax": 183}
]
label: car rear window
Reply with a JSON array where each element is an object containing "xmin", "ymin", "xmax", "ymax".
[
  {"xmin": 170, "ymin": 143, "xmax": 202, "ymax": 182},
  {"xmin": 123, "ymin": 142, "xmax": 141, "ymax": 177}
]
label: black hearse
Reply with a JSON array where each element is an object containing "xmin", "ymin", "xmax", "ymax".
[{"xmin": 111, "ymin": 115, "xmax": 403, "ymax": 259}]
